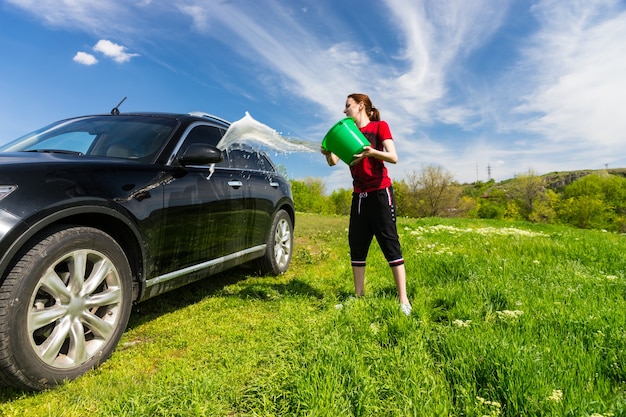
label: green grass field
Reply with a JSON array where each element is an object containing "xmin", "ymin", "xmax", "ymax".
[{"xmin": 1, "ymin": 213, "xmax": 625, "ymax": 416}]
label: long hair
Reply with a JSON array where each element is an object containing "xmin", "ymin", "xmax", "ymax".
[{"xmin": 348, "ymin": 93, "xmax": 380, "ymax": 121}]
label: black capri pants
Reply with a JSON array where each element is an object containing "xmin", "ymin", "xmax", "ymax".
[{"xmin": 349, "ymin": 186, "xmax": 404, "ymax": 268}]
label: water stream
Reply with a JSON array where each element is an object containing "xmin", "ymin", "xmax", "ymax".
[{"xmin": 217, "ymin": 112, "xmax": 317, "ymax": 154}]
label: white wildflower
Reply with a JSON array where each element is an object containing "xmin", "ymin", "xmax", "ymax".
[
  {"xmin": 409, "ymin": 225, "xmax": 546, "ymax": 237},
  {"xmin": 453, "ymin": 319, "xmax": 471, "ymax": 328},
  {"xmin": 547, "ymin": 389, "xmax": 563, "ymax": 402},
  {"xmin": 477, "ymin": 396, "xmax": 501, "ymax": 407},
  {"xmin": 496, "ymin": 310, "xmax": 524, "ymax": 320},
  {"xmin": 476, "ymin": 396, "xmax": 502, "ymax": 416},
  {"xmin": 421, "ymin": 242, "xmax": 453, "ymax": 255}
]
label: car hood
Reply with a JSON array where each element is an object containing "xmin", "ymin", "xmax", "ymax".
[
  {"xmin": 0, "ymin": 152, "xmax": 150, "ymax": 187},
  {"xmin": 0, "ymin": 151, "xmax": 134, "ymax": 166},
  {"xmin": 0, "ymin": 151, "xmax": 169, "ymax": 222}
]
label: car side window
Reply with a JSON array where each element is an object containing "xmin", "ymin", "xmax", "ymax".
[
  {"xmin": 182, "ymin": 125, "xmax": 223, "ymax": 147},
  {"xmin": 258, "ymin": 153, "xmax": 276, "ymax": 172},
  {"xmin": 179, "ymin": 125, "xmax": 228, "ymax": 167},
  {"xmin": 228, "ymin": 148, "xmax": 273, "ymax": 172},
  {"xmin": 228, "ymin": 149, "xmax": 249, "ymax": 170}
]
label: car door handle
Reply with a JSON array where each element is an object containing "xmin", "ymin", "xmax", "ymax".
[
  {"xmin": 228, "ymin": 180, "xmax": 243, "ymax": 189},
  {"xmin": 269, "ymin": 181, "xmax": 279, "ymax": 188}
]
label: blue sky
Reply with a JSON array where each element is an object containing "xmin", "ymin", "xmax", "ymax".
[{"xmin": 1, "ymin": 0, "xmax": 626, "ymax": 191}]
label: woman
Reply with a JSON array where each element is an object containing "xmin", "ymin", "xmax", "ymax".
[{"xmin": 322, "ymin": 93, "xmax": 411, "ymax": 315}]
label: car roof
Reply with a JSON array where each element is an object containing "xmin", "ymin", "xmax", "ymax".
[{"xmin": 68, "ymin": 112, "xmax": 232, "ymax": 129}]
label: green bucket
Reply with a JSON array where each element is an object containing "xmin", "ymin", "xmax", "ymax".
[{"xmin": 322, "ymin": 118, "xmax": 369, "ymax": 165}]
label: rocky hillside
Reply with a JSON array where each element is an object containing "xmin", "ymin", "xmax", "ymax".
[{"xmin": 541, "ymin": 168, "xmax": 626, "ymax": 191}]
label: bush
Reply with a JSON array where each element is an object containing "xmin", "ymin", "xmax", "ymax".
[{"xmin": 290, "ymin": 178, "xmax": 331, "ymax": 214}]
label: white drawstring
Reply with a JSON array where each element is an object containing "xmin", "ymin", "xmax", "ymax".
[{"xmin": 357, "ymin": 192, "xmax": 368, "ymax": 215}]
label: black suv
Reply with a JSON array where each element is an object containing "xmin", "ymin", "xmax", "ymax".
[{"xmin": 0, "ymin": 111, "xmax": 294, "ymax": 390}]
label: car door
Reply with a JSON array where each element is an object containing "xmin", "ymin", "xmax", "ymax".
[
  {"xmin": 227, "ymin": 147, "xmax": 283, "ymax": 248},
  {"xmin": 157, "ymin": 123, "xmax": 246, "ymax": 273}
]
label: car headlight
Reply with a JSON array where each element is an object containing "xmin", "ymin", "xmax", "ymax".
[{"xmin": 0, "ymin": 185, "xmax": 17, "ymax": 201}]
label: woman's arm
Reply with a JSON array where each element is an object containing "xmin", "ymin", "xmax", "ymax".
[
  {"xmin": 353, "ymin": 139, "xmax": 398, "ymax": 164},
  {"xmin": 321, "ymin": 147, "xmax": 339, "ymax": 166}
]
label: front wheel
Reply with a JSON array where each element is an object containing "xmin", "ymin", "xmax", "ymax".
[
  {"xmin": 0, "ymin": 226, "xmax": 133, "ymax": 391},
  {"xmin": 255, "ymin": 209, "xmax": 293, "ymax": 275}
]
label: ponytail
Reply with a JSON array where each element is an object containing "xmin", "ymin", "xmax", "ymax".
[
  {"xmin": 347, "ymin": 93, "xmax": 380, "ymax": 121},
  {"xmin": 370, "ymin": 106, "xmax": 380, "ymax": 121}
]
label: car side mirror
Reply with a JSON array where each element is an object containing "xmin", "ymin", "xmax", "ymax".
[{"xmin": 178, "ymin": 144, "xmax": 224, "ymax": 165}]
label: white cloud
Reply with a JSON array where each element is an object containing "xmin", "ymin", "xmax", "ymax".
[
  {"xmin": 514, "ymin": 0, "xmax": 626, "ymax": 147},
  {"xmin": 93, "ymin": 39, "xmax": 139, "ymax": 63},
  {"xmin": 73, "ymin": 51, "xmax": 97, "ymax": 65},
  {"xmin": 178, "ymin": 5, "xmax": 212, "ymax": 32},
  {"xmin": 379, "ymin": 0, "xmax": 513, "ymax": 120},
  {"xmin": 71, "ymin": 40, "xmax": 139, "ymax": 66},
  {"xmin": 5, "ymin": 0, "xmax": 125, "ymax": 32}
]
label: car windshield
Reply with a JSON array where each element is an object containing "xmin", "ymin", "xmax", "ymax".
[{"xmin": 0, "ymin": 115, "xmax": 179, "ymax": 161}]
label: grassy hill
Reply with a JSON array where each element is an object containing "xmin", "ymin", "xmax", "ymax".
[{"xmin": 494, "ymin": 167, "xmax": 626, "ymax": 191}]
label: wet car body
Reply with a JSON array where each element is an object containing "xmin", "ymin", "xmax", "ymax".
[{"xmin": 0, "ymin": 112, "xmax": 294, "ymax": 390}]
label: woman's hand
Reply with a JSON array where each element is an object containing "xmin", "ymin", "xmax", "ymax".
[
  {"xmin": 321, "ymin": 147, "xmax": 339, "ymax": 166},
  {"xmin": 353, "ymin": 141, "xmax": 398, "ymax": 164},
  {"xmin": 351, "ymin": 146, "xmax": 372, "ymax": 165}
]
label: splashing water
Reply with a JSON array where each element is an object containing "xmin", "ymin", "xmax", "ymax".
[{"xmin": 217, "ymin": 112, "xmax": 317, "ymax": 154}]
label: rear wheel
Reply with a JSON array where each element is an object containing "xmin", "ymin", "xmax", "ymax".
[
  {"xmin": 255, "ymin": 209, "xmax": 293, "ymax": 275},
  {"xmin": 0, "ymin": 226, "xmax": 132, "ymax": 391}
]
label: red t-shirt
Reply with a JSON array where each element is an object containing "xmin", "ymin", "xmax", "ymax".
[{"xmin": 350, "ymin": 120, "xmax": 393, "ymax": 193}]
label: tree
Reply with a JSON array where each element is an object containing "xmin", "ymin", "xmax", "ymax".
[
  {"xmin": 476, "ymin": 191, "xmax": 506, "ymax": 219},
  {"xmin": 329, "ymin": 188, "xmax": 352, "ymax": 215},
  {"xmin": 405, "ymin": 166, "xmax": 460, "ymax": 217},
  {"xmin": 509, "ymin": 169, "xmax": 545, "ymax": 216},
  {"xmin": 289, "ymin": 177, "xmax": 331, "ymax": 214},
  {"xmin": 392, "ymin": 179, "xmax": 410, "ymax": 217},
  {"xmin": 557, "ymin": 195, "xmax": 611, "ymax": 230},
  {"xmin": 528, "ymin": 189, "xmax": 558, "ymax": 223},
  {"xmin": 557, "ymin": 173, "xmax": 626, "ymax": 231},
  {"xmin": 505, "ymin": 168, "xmax": 555, "ymax": 222},
  {"xmin": 457, "ymin": 195, "xmax": 478, "ymax": 218}
]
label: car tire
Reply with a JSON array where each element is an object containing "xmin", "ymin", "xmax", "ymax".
[
  {"xmin": 0, "ymin": 226, "xmax": 133, "ymax": 391},
  {"xmin": 255, "ymin": 209, "xmax": 293, "ymax": 275}
]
